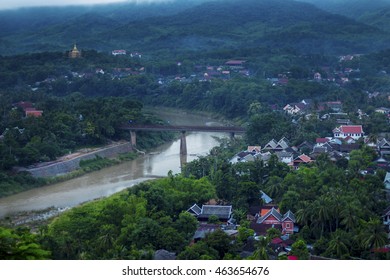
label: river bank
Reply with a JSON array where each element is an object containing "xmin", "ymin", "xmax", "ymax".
[{"xmin": 15, "ymin": 141, "xmax": 135, "ymax": 178}]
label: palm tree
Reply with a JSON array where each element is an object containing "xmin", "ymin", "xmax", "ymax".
[
  {"xmin": 359, "ymin": 218, "xmax": 388, "ymax": 251},
  {"xmin": 325, "ymin": 229, "xmax": 350, "ymax": 259},
  {"xmin": 310, "ymin": 196, "xmax": 332, "ymax": 237},
  {"xmin": 295, "ymin": 201, "xmax": 311, "ymax": 226},
  {"xmin": 340, "ymin": 201, "xmax": 361, "ymax": 232},
  {"xmin": 250, "ymin": 237, "xmax": 270, "ymax": 260}
]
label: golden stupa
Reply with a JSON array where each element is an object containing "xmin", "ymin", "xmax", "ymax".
[{"xmin": 69, "ymin": 44, "xmax": 81, "ymax": 58}]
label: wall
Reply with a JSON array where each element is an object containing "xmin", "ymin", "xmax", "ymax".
[{"xmin": 21, "ymin": 142, "xmax": 133, "ymax": 178}]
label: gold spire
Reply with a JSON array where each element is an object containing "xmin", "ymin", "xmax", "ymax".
[{"xmin": 69, "ymin": 43, "xmax": 81, "ymax": 58}]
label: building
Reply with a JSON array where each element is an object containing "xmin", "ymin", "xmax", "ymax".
[
  {"xmin": 69, "ymin": 44, "xmax": 81, "ymax": 58},
  {"xmin": 112, "ymin": 50, "xmax": 126, "ymax": 56},
  {"xmin": 332, "ymin": 125, "xmax": 364, "ymax": 140},
  {"xmin": 251, "ymin": 207, "xmax": 296, "ymax": 235},
  {"xmin": 187, "ymin": 204, "xmax": 233, "ymax": 223}
]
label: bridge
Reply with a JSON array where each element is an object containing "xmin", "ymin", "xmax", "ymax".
[{"xmin": 120, "ymin": 124, "xmax": 245, "ymax": 155}]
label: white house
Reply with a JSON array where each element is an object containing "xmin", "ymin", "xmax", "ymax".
[{"xmin": 332, "ymin": 125, "xmax": 364, "ymax": 140}]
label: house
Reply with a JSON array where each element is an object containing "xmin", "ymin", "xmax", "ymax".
[
  {"xmin": 247, "ymin": 146, "xmax": 261, "ymax": 154},
  {"xmin": 112, "ymin": 50, "xmax": 126, "ymax": 56},
  {"xmin": 263, "ymin": 138, "xmax": 291, "ymax": 152},
  {"xmin": 15, "ymin": 102, "xmax": 43, "ymax": 117},
  {"xmin": 297, "ymin": 141, "xmax": 314, "ymax": 153},
  {"xmin": 252, "ymin": 207, "xmax": 296, "ymax": 235},
  {"xmin": 225, "ymin": 60, "xmax": 246, "ymax": 70},
  {"xmin": 375, "ymin": 107, "xmax": 390, "ymax": 115},
  {"xmin": 187, "ymin": 204, "xmax": 233, "ymax": 223},
  {"xmin": 263, "ymin": 139, "xmax": 278, "ymax": 151},
  {"xmin": 130, "ymin": 52, "xmax": 142, "ymax": 58},
  {"xmin": 377, "ymin": 139, "xmax": 390, "ymax": 156},
  {"xmin": 283, "ymin": 103, "xmax": 306, "ymax": 115},
  {"xmin": 333, "ymin": 125, "xmax": 364, "ymax": 140},
  {"xmin": 25, "ymin": 109, "xmax": 43, "ymax": 117},
  {"xmin": 254, "ymin": 152, "xmax": 273, "ymax": 165},
  {"xmin": 344, "ymin": 136, "xmax": 356, "ymax": 144},
  {"xmin": 325, "ymin": 101, "xmax": 343, "ymax": 112},
  {"xmin": 192, "ymin": 224, "xmax": 220, "ymax": 241},
  {"xmin": 229, "ymin": 151, "xmax": 254, "ymax": 164},
  {"xmin": 316, "ymin": 138, "xmax": 330, "ymax": 146},
  {"xmin": 384, "ymin": 172, "xmax": 390, "ymax": 190},
  {"xmin": 288, "ymin": 154, "xmax": 313, "ymax": 170},
  {"xmin": 275, "ymin": 151, "xmax": 293, "ymax": 164}
]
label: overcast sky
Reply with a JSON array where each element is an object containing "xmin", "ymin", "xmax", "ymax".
[{"xmin": 0, "ymin": 0, "xmax": 173, "ymax": 10}]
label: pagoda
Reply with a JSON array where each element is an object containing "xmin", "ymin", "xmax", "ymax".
[{"xmin": 69, "ymin": 44, "xmax": 81, "ymax": 58}]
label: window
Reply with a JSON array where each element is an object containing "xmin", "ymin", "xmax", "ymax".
[{"xmin": 285, "ymin": 223, "xmax": 290, "ymax": 228}]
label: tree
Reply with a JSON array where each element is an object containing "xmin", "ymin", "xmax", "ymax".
[
  {"xmin": 177, "ymin": 241, "xmax": 218, "ymax": 260},
  {"xmin": 359, "ymin": 218, "xmax": 388, "ymax": 251},
  {"xmin": 340, "ymin": 200, "xmax": 361, "ymax": 232},
  {"xmin": 266, "ymin": 227, "xmax": 281, "ymax": 240},
  {"xmin": 175, "ymin": 212, "xmax": 198, "ymax": 241},
  {"xmin": 291, "ymin": 239, "xmax": 310, "ymax": 260},
  {"xmin": 0, "ymin": 227, "xmax": 50, "ymax": 260},
  {"xmin": 203, "ymin": 229, "xmax": 233, "ymax": 259},
  {"xmin": 237, "ymin": 226, "xmax": 255, "ymax": 244},
  {"xmin": 249, "ymin": 237, "xmax": 270, "ymax": 260},
  {"xmin": 324, "ymin": 229, "xmax": 350, "ymax": 259}
]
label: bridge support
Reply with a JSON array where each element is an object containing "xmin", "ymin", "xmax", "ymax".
[
  {"xmin": 130, "ymin": 131, "xmax": 137, "ymax": 147},
  {"xmin": 230, "ymin": 132, "xmax": 236, "ymax": 140},
  {"xmin": 180, "ymin": 131, "xmax": 187, "ymax": 155},
  {"xmin": 180, "ymin": 154, "xmax": 187, "ymax": 169}
]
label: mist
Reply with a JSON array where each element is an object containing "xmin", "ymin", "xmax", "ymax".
[{"xmin": 0, "ymin": 0, "xmax": 176, "ymax": 10}]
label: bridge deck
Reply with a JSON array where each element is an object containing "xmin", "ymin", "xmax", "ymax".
[{"xmin": 120, "ymin": 124, "xmax": 245, "ymax": 133}]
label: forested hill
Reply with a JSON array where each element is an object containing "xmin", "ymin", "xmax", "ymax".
[
  {"xmin": 299, "ymin": 0, "xmax": 390, "ymax": 31},
  {"xmin": 0, "ymin": 0, "xmax": 388, "ymax": 56}
]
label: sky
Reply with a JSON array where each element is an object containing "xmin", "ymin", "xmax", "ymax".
[{"xmin": 0, "ymin": 0, "xmax": 172, "ymax": 10}]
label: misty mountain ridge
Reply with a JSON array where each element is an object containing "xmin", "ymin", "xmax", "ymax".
[{"xmin": 0, "ymin": 0, "xmax": 389, "ymax": 56}]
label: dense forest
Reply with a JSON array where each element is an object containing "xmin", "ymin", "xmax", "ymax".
[
  {"xmin": 1, "ymin": 0, "xmax": 390, "ymax": 55},
  {"xmin": 0, "ymin": 0, "xmax": 390, "ymax": 261}
]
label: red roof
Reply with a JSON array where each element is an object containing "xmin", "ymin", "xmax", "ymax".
[
  {"xmin": 316, "ymin": 138, "xmax": 329, "ymax": 143},
  {"xmin": 271, "ymin": 237, "xmax": 283, "ymax": 244},
  {"xmin": 336, "ymin": 125, "xmax": 363, "ymax": 134},
  {"xmin": 26, "ymin": 110, "xmax": 43, "ymax": 117},
  {"xmin": 288, "ymin": 256, "xmax": 299, "ymax": 260}
]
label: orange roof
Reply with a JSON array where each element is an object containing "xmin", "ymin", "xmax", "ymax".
[
  {"xmin": 260, "ymin": 208, "xmax": 280, "ymax": 217},
  {"xmin": 298, "ymin": 154, "xmax": 312, "ymax": 163}
]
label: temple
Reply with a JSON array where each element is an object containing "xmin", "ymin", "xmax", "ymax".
[{"xmin": 69, "ymin": 44, "xmax": 81, "ymax": 58}]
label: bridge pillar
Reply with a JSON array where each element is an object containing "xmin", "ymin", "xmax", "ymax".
[
  {"xmin": 180, "ymin": 131, "xmax": 187, "ymax": 155},
  {"xmin": 180, "ymin": 154, "xmax": 187, "ymax": 169},
  {"xmin": 130, "ymin": 131, "xmax": 137, "ymax": 147},
  {"xmin": 230, "ymin": 132, "xmax": 236, "ymax": 139}
]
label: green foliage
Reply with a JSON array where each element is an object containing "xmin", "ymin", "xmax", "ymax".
[
  {"xmin": 0, "ymin": 172, "xmax": 45, "ymax": 198},
  {"xmin": 291, "ymin": 239, "xmax": 310, "ymax": 260},
  {"xmin": 0, "ymin": 227, "xmax": 50, "ymax": 260},
  {"xmin": 42, "ymin": 175, "xmax": 214, "ymax": 259}
]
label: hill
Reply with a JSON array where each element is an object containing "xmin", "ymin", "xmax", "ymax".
[
  {"xmin": 0, "ymin": 0, "xmax": 388, "ymax": 56},
  {"xmin": 299, "ymin": 0, "xmax": 390, "ymax": 31}
]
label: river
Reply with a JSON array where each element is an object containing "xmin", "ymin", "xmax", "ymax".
[{"xmin": 0, "ymin": 109, "xmax": 228, "ymax": 218}]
